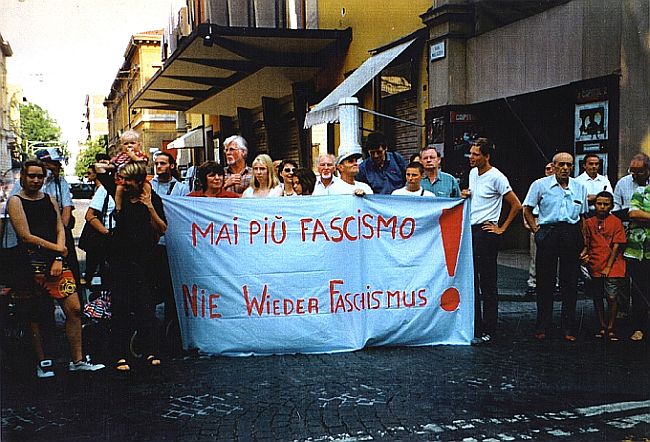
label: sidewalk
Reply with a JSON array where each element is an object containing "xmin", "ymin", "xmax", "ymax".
[{"xmin": 497, "ymin": 248, "xmax": 530, "ymax": 297}]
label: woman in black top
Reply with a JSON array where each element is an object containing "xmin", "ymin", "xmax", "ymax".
[
  {"xmin": 109, "ymin": 162, "xmax": 167, "ymax": 372},
  {"xmin": 7, "ymin": 160, "xmax": 104, "ymax": 377}
]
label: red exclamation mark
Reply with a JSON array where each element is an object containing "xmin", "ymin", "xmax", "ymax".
[
  {"xmin": 439, "ymin": 204, "xmax": 464, "ymax": 277},
  {"xmin": 438, "ymin": 203, "xmax": 464, "ymax": 312}
]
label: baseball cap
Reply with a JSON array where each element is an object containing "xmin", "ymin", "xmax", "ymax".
[
  {"xmin": 336, "ymin": 151, "xmax": 362, "ymax": 166},
  {"xmin": 34, "ymin": 147, "xmax": 65, "ymax": 162}
]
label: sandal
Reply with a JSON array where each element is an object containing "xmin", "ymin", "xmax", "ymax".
[
  {"xmin": 594, "ymin": 329, "xmax": 606, "ymax": 339},
  {"xmin": 607, "ymin": 330, "xmax": 620, "ymax": 342},
  {"xmin": 146, "ymin": 355, "xmax": 161, "ymax": 367},
  {"xmin": 115, "ymin": 359, "xmax": 130, "ymax": 372}
]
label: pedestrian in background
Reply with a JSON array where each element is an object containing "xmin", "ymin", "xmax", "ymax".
[{"xmin": 523, "ymin": 152, "xmax": 588, "ymax": 342}]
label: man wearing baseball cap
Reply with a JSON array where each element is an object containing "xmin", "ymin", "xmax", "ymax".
[{"xmin": 327, "ymin": 150, "xmax": 373, "ymax": 195}]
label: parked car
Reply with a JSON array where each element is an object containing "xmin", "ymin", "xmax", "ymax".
[{"xmin": 70, "ymin": 182, "xmax": 94, "ymax": 199}]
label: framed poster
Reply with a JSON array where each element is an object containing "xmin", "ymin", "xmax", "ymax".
[
  {"xmin": 575, "ymin": 101, "xmax": 608, "ymax": 142},
  {"xmin": 575, "ymin": 153, "xmax": 608, "ymax": 178}
]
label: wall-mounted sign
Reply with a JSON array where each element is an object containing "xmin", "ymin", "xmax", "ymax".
[
  {"xmin": 450, "ymin": 111, "xmax": 477, "ymax": 123},
  {"xmin": 430, "ymin": 41, "xmax": 445, "ymax": 62},
  {"xmin": 575, "ymin": 101, "xmax": 608, "ymax": 142}
]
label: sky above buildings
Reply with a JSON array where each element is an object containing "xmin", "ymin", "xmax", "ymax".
[{"xmin": 1, "ymin": 0, "xmax": 183, "ymax": 149}]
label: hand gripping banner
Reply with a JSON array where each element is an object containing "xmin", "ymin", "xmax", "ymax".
[{"xmin": 162, "ymin": 195, "xmax": 474, "ymax": 356}]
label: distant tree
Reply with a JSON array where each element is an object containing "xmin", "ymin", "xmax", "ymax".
[
  {"xmin": 19, "ymin": 102, "xmax": 61, "ymax": 150},
  {"xmin": 75, "ymin": 137, "xmax": 108, "ymax": 179}
]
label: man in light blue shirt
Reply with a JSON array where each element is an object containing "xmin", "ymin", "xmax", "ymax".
[
  {"xmin": 419, "ymin": 146, "xmax": 461, "ymax": 197},
  {"xmin": 523, "ymin": 152, "xmax": 588, "ymax": 342}
]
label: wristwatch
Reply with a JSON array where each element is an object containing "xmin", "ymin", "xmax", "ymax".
[{"xmin": 54, "ymin": 256, "xmax": 63, "ymax": 262}]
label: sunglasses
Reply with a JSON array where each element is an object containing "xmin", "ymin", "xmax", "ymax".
[
  {"xmin": 283, "ymin": 168, "xmax": 295, "ymax": 173},
  {"xmin": 25, "ymin": 173, "xmax": 46, "ymax": 179}
]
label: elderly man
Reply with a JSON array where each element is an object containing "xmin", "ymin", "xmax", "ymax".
[
  {"xmin": 419, "ymin": 146, "xmax": 461, "ymax": 197},
  {"xmin": 312, "ymin": 153, "xmax": 339, "ymax": 196},
  {"xmin": 461, "ymin": 138, "xmax": 521, "ymax": 345},
  {"xmin": 613, "ymin": 153, "xmax": 650, "ymax": 211},
  {"xmin": 575, "ymin": 153, "xmax": 613, "ymax": 210},
  {"xmin": 223, "ymin": 135, "xmax": 252, "ymax": 195},
  {"xmin": 356, "ymin": 131, "xmax": 407, "ymax": 194},
  {"xmin": 328, "ymin": 151, "xmax": 373, "ymax": 195},
  {"xmin": 623, "ymin": 155, "xmax": 650, "ymax": 341},
  {"xmin": 523, "ymin": 152, "xmax": 588, "ymax": 342}
]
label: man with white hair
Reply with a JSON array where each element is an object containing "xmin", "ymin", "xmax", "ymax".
[
  {"xmin": 312, "ymin": 153, "xmax": 339, "ymax": 196},
  {"xmin": 223, "ymin": 135, "xmax": 252, "ymax": 195}
]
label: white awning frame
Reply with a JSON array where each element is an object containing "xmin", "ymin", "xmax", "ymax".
[
  {"xmin": 167, "ymin": 127, "xmax": 205, "ymax": 149},
  {"xmin": 304, "ymin": 38, "xmax": 416, "ymax": 129}
]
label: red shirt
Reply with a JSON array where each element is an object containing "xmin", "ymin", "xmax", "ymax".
[
  {"xmin": 584, "ymin": 214, "xmax": 626, "ymax": 277},
  {"xmin": 186, "ymin": 190, "xmax": 240, "ymax": 198}
]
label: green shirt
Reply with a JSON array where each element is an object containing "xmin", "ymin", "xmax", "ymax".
[{"xmin": 623, "ymin": 185, "xmax": 650, "ymax": 261}]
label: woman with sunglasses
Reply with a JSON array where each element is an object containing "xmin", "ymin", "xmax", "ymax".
[
  {"xmin": 6, "ymin": 160, "xmax": 105, "ymax": 378},
  {"xmin": 278, "ymin": 159, "xmax": 298, "ymax": 197}
]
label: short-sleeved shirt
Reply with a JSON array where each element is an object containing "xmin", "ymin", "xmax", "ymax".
[
  {"xmin": 467, "ymin": 167, "xmax": 512, "ymax": 225},
  {"xmin": 356, "ymin": 151, "xmax": 407, "ymax": 195},
  {"xmin": 623, "ymin": 186, "xmax": 650, "ymax": 261},
  {"xmin": 575, "ymin": 172, "xmax": 613, "ymax": 209},
  {"xmin": 421, "ymin": 171, "xmax": 460, "ymax": 197},
  {"xmin": 89, "ymin": 186, "xmax": 116, "ymax": 228},
  {"xmin": 312, "ymin": 176, "xmax": 340, "ymax": 196},
  {"xmin": 613, "ymin": 174, "xmax": 646, "ymax": 211},
  {"xmin": 151, "ymin": 176, "xmax": 190, "ymax": 197},
  {"xmin": 327, "ymin": 179, "xmax": 374, "ymax": 195},
  {"xmin": 224, "ymin": 166, "xmax": 252, "ymax": 195},
  {"xmin": 584, "ymin": 214, "xmax": 626, "ymax": 277},
  {"xmin": 391, "ymin": 187, "xmax": 434, "ymax": 197},
  {"xmin": 523, "ymin": 175, "xmax": 588, "ymax": 225}
]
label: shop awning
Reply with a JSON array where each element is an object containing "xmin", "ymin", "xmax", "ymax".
[
  {"xmin": 166, "ymin": 127, "xmax": 204, "ymax": 149},
  {"xmin": 131, "ymin": 24, "xmax": 351, "ymax": 116},
  {"xmin": 303, "ymin": 38, "xmax": 416, "ymax": 129}
]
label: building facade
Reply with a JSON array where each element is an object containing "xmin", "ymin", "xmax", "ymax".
[
  {"xmin": 0, "ymin": 33, "xmax": 15, "ymax": 175},
  {"xmin": 83, "ymin": 94, "xmax": 109, "ymax": 142},
  {"xmin": 104, "ymin": 30, "xmax": 177, "ymax": 157}
]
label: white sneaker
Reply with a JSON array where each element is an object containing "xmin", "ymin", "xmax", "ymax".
[
  {"xmin": 37, "ymin": 359, "xmax": 55, "ymax": 378},
  {"xmin": 69, "ymin": 357, "xmax": 106, "ymax": 372}
]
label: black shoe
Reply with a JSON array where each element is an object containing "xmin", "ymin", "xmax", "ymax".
[{"xmin": 471, "ymin": 334, "xmax": 492, "ymax": 346}]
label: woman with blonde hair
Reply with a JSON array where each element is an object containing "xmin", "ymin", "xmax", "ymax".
[{"xmin": 242, "ymin": 154, "xmax": 282, "ymax": 198}]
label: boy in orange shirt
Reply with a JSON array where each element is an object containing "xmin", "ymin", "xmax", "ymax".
[{"xmin": 580, "ymin": 191, "xmax": 626, "ymax": 341}]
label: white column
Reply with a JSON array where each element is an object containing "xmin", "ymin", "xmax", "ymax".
[{"xmin": 338, "ymin": 97, "xmax": 361, "ymax": 154}]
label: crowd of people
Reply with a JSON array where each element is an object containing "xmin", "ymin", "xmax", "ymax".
[{"xmin": 1, "ymin": 127, "xmax": 649, "ymax": 378}]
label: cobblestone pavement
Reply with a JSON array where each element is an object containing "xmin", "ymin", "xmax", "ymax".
[{"xmin": 2, "ymin": 301, "xmax": 649, "ymax": 441}]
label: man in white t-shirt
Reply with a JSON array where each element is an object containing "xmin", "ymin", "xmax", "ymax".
[
  {"xmin": 391, "ymin": 162, "xmax": 434, "ymax": 197},
  {"xmin": 575, "ymin": 153, "xmax": 612, "ymax": 211},
  {"xmin": 461, "ymin": 138, "xmax": 522, "ymax": 345},
  {"xmin": 327, "ymin": 151, "xmax": 373, "ymax": 196}
]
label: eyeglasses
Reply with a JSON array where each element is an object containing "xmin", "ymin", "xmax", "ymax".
[
  {"xmin": 224, "ymin": 147, "xmax": 240, "ymax": 153},
  {"xmin": 25, "ymin": 173, "xmax": 45, "ymax": 179},
  {"xmin": 283, "ymin": 168, "xmax": 295, "ymax": 173},
  {"xmin": 628, "ymin": 168, "xmax": 648, "ymax": 175}
]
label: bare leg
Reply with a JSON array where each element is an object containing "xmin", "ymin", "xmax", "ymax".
[
  {"xmin": 607, "ymin": 296, "xmax": 618, "ymax": 331},
  {"xmin": 61, "ymin": 294, "xmax": 83, "ymax": 362}
]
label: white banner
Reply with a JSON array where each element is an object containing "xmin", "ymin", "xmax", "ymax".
[{"xmin": 162, "ymin": 195, "xmax": 474, "ymax": 356}]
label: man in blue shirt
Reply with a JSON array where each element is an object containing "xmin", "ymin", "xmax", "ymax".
[
  {"xmin": 419, "ymin": 146, "xmax": 461, "ymax": 197},
  {"xmin": 356, "ymin": 132, "xmax": 407, "ymax": 194},
  {"xmin": 523, "ymin": 152, "xmax": 588, "ymax": 342}
]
